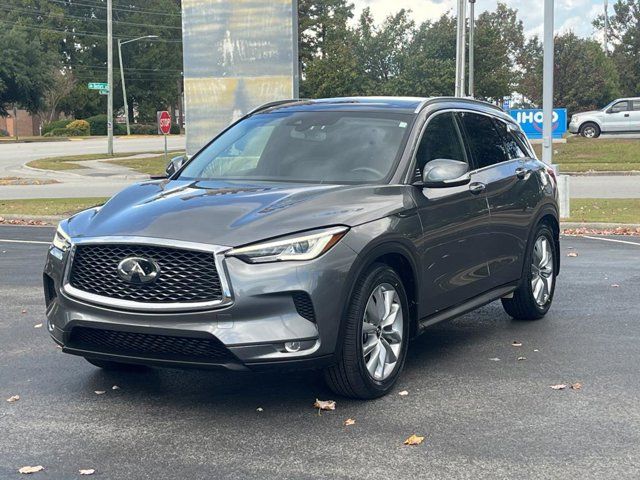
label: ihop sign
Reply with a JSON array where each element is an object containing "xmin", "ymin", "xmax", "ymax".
[{"xmin": 508, "ymin": 108, "xmax": 567, "ymax": 139}]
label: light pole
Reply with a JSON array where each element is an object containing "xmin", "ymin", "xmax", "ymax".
[
  {"xmin": 468, "ymin": 0, "xmax": 476, "ymax": 97},
  {"xmin": 118, "ymin": 35, "xmax": 159, "ymax": 135},
  {"xmin": 107, "ymin": 0, "xmax": 113, "ymax": 154},
  {"xmin": 604, "ymin": 0, "xmax": 609, "ymax": 53},
  {"xmin": 542, "ymin": 0, "xmax": 554, "ymax": 166},
  {"xmin": 455, "ymin": 0, "xmax": 467, "ymax": 97}
]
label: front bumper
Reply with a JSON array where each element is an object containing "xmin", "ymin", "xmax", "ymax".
[
  {"xmin": 568, "ymin": 120, "xmax": 579, "ymax": 134},
  {"xmin": 44, "ymin": 236, "xmax": 358, "ymax": 371}
]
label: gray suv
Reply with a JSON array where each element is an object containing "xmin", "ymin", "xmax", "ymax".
[{"xmin": 44, "ymin": 97, "xmax": 560, "ymax": 399}]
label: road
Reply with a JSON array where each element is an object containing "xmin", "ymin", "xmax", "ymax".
[
  {"xmin": 568, "ymin": 175, "xmax": 640, "ymax": 199},
  {"xmin": 1, "ymin": 226, "xmax": 640, "ymax": 479}
]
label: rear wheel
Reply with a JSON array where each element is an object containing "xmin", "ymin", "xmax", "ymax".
[
  {"xmin": 324, "ymin": 263, "xmax": 409, "ymax": 399},
  {"xmin": 84, "ymin": 357, "xmax": 148, "ymax": 371},
  {"xmin": 502, "ymin": 224, "xmax": 557, "ymax": 320},
  {"xmin": 579, "ymin": 122, "xmax": 600, "ymax": 138}
]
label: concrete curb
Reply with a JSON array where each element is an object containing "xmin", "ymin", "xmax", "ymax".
[{"xmin": 564, "ymin": 171, "xmax": 640, "ymax": 176}]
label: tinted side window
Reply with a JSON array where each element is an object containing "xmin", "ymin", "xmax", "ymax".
[
  {"xmin": 493, "ymin": 120, "xmax": 528, "ymax": 159},
  {"xmin": 632, "ymin": 100, "xmax": 640, "ymax": 111},
  {"xmin": 610, "ymin": 101, "xmax": 629, "ymax": 113},
  {"xmin": 415, "ymin": 112, "xmax": 466, "ymax": 178},
  {"xmin": 458, "ymin": 112, "xmax": 508, "ymax": 168}
]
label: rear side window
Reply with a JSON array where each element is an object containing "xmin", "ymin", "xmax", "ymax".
[
  {"xmin": 632, "ymin": 100, "xmax": 640, "ymax": 111},
  {"xmin": 414, "ymin": 112, "xmax": 467, "ymax": 179},
  {"xmin": 610, "ymin": 101, "xmax": 630, "ymax": 113},
  {"xmin": 458, "ymin": 112, "xmax": 508, "ymax": 168},
  {"xmin": 493, "ymin": 120, "xmax": 528, "ymax": 159}
]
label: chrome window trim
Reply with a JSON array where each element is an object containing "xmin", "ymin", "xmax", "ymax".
[{"xmin": 61, "ymin": 236, "xmax": 234, "ymax": 313}]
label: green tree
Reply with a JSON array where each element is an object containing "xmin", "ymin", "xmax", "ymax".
[
  {"xmin": 0, "ymin": 28, "xmax": 51, "ymax": 115},
  {"xmin": 594, "ymin": 0, "xmax": 640, "ymax": 96},
  {"xmin": 519, "ymin": 33, "xmax": 620, "ymax": 112}
]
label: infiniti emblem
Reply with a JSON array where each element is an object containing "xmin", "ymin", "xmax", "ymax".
[{"xmin": 117, "ymin": 257, "xmax": 160, "ymax": 285}]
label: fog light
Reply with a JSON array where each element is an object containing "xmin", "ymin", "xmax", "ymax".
[{"xmin": 284, "ymin": 341, "xmax": 301, "ymax": 352}]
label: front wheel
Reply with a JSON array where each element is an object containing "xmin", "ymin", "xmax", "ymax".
[
  {"xmin": 579, "ymin": 122, "xmax": 600, "ymax": 138},
  {"xmin": 324, "ymin": 263, "xmax": 409, "ymax": 399},
  {"xmin": 502, "ymin": 224, "xmax": 557, "ymax": 320}
]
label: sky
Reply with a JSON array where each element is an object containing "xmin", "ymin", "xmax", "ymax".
[{"xmin": 351, "ymin": 0, "xmax": 607, "ymax": 39}]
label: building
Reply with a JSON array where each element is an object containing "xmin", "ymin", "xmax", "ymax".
[{"xmin": 0, "ymin": 109, "xmax": 41, "ymax": 137}]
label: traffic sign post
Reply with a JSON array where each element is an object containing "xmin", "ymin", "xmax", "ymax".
[{"xmin": 157, "ymin": 110, "xmax": 172, "ymax": 162}]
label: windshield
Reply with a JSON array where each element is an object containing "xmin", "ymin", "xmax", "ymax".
[{"xmin": 179, "ymin": 111, "xmax": 413, "ymax": 184}]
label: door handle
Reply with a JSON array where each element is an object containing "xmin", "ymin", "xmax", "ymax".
[
  {"xmin": 515, "ymin": 167, "xmax": 527, "ymax": 179},
  {"xmin": 625, "ymin": 113, "xmax": 630, "ymax": 117},
  {"xmin": 469, "ymin": 182, "xmax": 486, "ymax": 194}
]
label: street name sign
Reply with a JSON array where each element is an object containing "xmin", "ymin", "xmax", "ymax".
[{"xmin": 88, "ymin": 82, "xmax": 109, "ymax": 90}]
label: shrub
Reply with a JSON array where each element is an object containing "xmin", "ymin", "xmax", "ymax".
[
  {"xmin": 44, "ymin": 127, "xmax": 72, "ymax": 137},
  {"xmin": 170, "ymin": 123, "xmax": 181, "ymax": 134},
  {"xmin": 130, "ymin": 124, "xmax": 157, "ymax": 135},
  {"xmin": 85, "ymin": 115, "xmax": 107, "ymax": 135},
  {"xmin": 42, "ymin": 119, "xmax": 72, "ymax": 136},
  {"xmin": 0, "ymin": 128, "xmax": 8, "ymax": 137},
  {"xmin": 66, "ymin": 119, "xmax": 90, "ymax": 136}
]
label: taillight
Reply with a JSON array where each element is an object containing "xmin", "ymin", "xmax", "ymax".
[{"xmin": 546, "ymin": 166, "xmax": 557, "ymax": 187}]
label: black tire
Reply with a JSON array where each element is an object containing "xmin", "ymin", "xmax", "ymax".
[
  {"xmin": 579, "ymin": 122, "xmax": 600, "ymax": 138},
  {"xmin": 324, "ymin": 263, "xmax": 410, "ymax": 399},
  {"xmin": 84, "ymin": 357, "xmax": 148, "ymax": 371},
  {"xmin": 502, "ymin": 223, "xmax": 557, "ymax": 320}
]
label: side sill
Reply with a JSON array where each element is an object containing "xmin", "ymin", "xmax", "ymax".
[{"xmin": 416, "ymin": 283, "xmax": 519, "ymax": 332}]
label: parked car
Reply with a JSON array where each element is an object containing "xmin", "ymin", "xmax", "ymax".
[
  {"xmin": 569, "ymin": 97, "xmax": 640, "ymax": 138},
  {"xmin": 44, "ymin": 97, "xmax": 560, "ymax": 399}
]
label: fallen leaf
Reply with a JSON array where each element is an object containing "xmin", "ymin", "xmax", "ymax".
[
  {"xmin": 571, "ymin": 382, "xmax": 582, "ymax": 390},
  {"xmin": 111, "ymin": 385, "xmax": 120, "ymax": 390},
  {"xmin": 533, "ymin": 349, "xmax": 539, "ymax": 352},
  {"xmin": 79, "ymin": 469, "xmax": 95, "ymax": 475},
  {"xmin": 94, "ymin": 391, "xmax": 106, "ymax": 395},
  {"xmin": 403, "ymin": 434, "xmax": 425, "ymax": 446},
  {"xmin": 398, "ymin": 390, "xmax": 409, "ymax": 396},
  {"xmin": 21, "ymin": 309, "xmax": 27, "ymax": 314},
  {"xmin": 611, "ymin": 284, "xmax": 620, "ymax": 288},
  {"xmin": 512, "ymin": 341, "xmax": 522, "ymax": 347},
  {"xmin": 33, "ymin": 324, "xmax": 43, "ymax": 329},
  {"xmin": 6, "ymin": 395, "xmax": 20, "ymax": 403},
  {"xmin": 344, "ymin": 418, "xmax": 356, "ymax": 426},
  {"xmin": 517, "ymin": 356, "xmax": 526, "ymax": 361},
  {"xmin": 567, "ymin": 252, "xmax": 578, "ymax": 257},
  {"xmin": 313, "ymin": 399, "xmax": 336, "ymax": 411},
  {"xmin": 18, "ymin": 466, "xmax": 44, "ymax": 474},
  {"xmin": 550, "ymin": 384, "xmax": 567, "ymax": 390},
  {"xmin": 489, "ymin": 357, "xmax": 501, "ymax": 362},
  {"xmin": 256, "ymin": 407, "xmax": 263, "ymax": 412}
]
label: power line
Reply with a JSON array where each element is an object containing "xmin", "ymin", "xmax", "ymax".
[
  {"xmin": 0, "ymin": 4, "xmax": 182, "ymax": 30},
  {"xmin": 46, "ymin": 0, "xmax": 182, "ymax": 18},
  {"xmin": 0, "ymin": 19, "xmax": 182, "ymax": 42}
]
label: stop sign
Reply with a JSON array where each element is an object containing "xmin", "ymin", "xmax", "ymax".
[{"xmin": 157, "ymin": 110, "xmax": 171, "ymax": 135}]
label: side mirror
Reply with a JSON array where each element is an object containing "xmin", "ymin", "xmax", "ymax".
[
  {"xmin": 419, "ymin": 159, "xmax": 471, "ymax": 188},
  {"xmin": 165, "ymin": 155, "xmax": 186, "ymax": 177}
]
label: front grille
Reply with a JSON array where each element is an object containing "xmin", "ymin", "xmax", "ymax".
[
  {"xmin": 69, "ymin": 244, "xmax": 223, "ymax": 304},
  {"xmin": 68, "ymin": 326, "xmax": 236, "ymax": 363},
  {"xmin": 292, "ymin": 292, "xmax": 316, "ymax": 322}
]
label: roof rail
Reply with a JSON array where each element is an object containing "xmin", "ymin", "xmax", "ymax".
[
  {"xmin": 248, "ymin": 99, "xmax": 302, "ymax": 115},
  {"xmin": 416, "ymin": 97, "xmax": 503, "ymax": 114}
]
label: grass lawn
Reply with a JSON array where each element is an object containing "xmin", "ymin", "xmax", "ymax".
[
  {"xmin": 565, "ymin": 198, "xmax": 640, "ymax": 223},
  {"xmin": 532, "ymin": 137, "xmax": 640, "ymax": 172},
  {"xmin": 108, "ymin": 152, "xmax": 185, "ymax": 176},
  {"xmin": 27, "ymin": 150, "xmax": 182, "ymax": 171},
  {"xmin": 0, "ymin": 197, "xmax": 109, "ymax": 217}
]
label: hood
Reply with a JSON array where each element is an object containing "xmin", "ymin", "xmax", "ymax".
[
  {"xmin": 66, "ymin": 179, "xmax": 413, "ymax": 247},
  {"xmin": 574, "ymin": 110, "xmax": 602, "ymax": 117}
]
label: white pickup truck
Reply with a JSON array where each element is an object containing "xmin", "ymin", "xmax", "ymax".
[{"xmin": 569, "ymin": 97, "xmax": 640, "ymax": 138}]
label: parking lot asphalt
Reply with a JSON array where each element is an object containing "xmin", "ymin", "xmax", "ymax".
[{"xmin": 1, "ymin": 226, "xmax": 639, "ymax": 479}]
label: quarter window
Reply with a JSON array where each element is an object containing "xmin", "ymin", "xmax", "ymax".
[
  {"xmin": 414, "ymin": 112, "xmax": 467, "ymax": 180},
  {"xmin": 458, "ymin": 112, "xmax": 508, "ymax": 168}
]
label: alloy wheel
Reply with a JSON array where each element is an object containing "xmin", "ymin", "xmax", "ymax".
[
  {"xmin": 361, "ymin": 283, "xmax": 404, "ymax": 381},
  {"xmin": 531, "ymin": 236, "xmax": 554, "ymax": 306},
  {"xmin": 582, "ymin": 126, "xmax": 596, "ymax": 138}
]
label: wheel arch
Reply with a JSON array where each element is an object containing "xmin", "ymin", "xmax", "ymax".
[{"xmin": 336, "ymin": 240, "xmax": 421, "ymax": 356}]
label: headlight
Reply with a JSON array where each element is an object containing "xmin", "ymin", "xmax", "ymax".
[
  {"xmin": 52, "ymin": 223, "xmax": 71, "ymax": 252},
  {"xmin": 226, "ymin": 226, "xmax": 348, "ymax": 264}
]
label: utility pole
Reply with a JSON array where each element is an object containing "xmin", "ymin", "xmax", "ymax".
[
  {"xmin": 604, "ymin": 0, "xmax": 609, "ymax": 53},
  {"xmin": 107, "ymin": 0, "xmax": 113, "ymax": 154},
  {"xmin": 542, "ymin": 0, "xmax": 554, "ymax": 166},
  {"xmin": 468, "ymin": 0, "xmax": 476, "ymax": 98},
  {"xmin": 455, "ymin": 0, "xmax": 467, "ymax": 97}
]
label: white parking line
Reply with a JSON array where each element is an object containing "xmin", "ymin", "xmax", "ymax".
[
  {"xmin": 0, "ymin": 239, "xmax": 50, "ymax": 245},
  {"xmin": 580, "ymin": 235, "xmax": 640, "ymax": 247}
]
